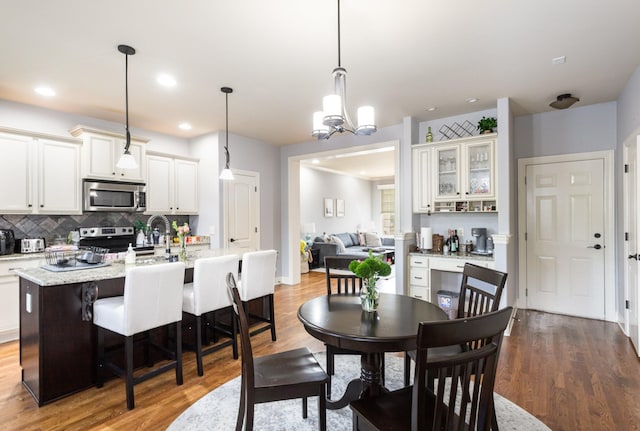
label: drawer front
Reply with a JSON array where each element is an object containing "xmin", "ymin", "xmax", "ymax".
[
  {"xmin": 409, "ymin": 255, "xmax": 429, "ymax": 268},
  {"xmin": 409, "ymin": 267, "xmax": 429, "ymax": 286},
  {"xmin": 410, "ymin": 286, "xmax": 430, "ymax": 302},
  {"xmin": 429, "ymin": 257, "xmax": 493, "ymax": 273}
]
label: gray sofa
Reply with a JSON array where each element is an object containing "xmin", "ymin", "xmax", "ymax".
[{"xmin": 311, "ymin": 232, "xmax": 395, "ymax": 267}]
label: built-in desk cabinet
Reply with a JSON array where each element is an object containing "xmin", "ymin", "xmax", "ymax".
[
  {"xmin": 146, "ymin": 153, "xmax": 199, "ymax": 215},
  {"xmin": 0, "ymin": 130, "xmax": 81, "ymax": 215},
  {"xmin": 0, "ymin": 256, "xmax": 43, "ymax": 343},
  {"xmin": 70, "ymin": 125, "xmax": 147, "ymax": 183},
  {"xmin": 408, "ymin": 253, "xmax": 494, "ymax": 303}
]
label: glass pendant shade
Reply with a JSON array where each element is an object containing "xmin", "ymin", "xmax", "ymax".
[
  {"xmin": 322, "ymin": 94, "xmax": 344, "ymax": 126},
  {"xmin": 356, "ymin": 106, "xmax": 376, "ymax": 135},
  {"xmin": 116, "ymin": 150, "xmax": 138, "ymax": 170},
  {"xmin": 219, "ymin": 167, "xmax": 234, "ymax": 180}
]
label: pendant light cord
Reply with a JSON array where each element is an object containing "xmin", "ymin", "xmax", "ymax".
[
  {"xmin": 225, "ymin": 91, "xmax": 230, "ymax": 166},
  {"xmin": 337, "ymin": 0, "xmax": 341, "ymax": 68},
  {"xmin": 124, "ymin": 51, "xmax": 130, "ymax": 150}
]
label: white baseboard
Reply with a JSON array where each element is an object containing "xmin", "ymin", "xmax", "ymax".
[
  {"xmin": 0, "ymin": 328, "xmax": 18, "ymax": 344},
  {"xmin": 503, "ymin": 300, "xmax": 519, "ymax": 337}
]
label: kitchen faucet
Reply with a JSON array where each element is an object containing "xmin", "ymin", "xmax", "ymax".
[{"xmin": 146, "ymin": 215, "xmax": 171, "ymax": 258}]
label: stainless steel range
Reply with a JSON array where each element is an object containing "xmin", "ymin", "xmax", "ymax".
[{"xmin": 77, "ymin": 226, "xmax": 154, "ymax": 255}]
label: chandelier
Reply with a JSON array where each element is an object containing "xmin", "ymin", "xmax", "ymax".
[
  {"xmin": 219, "ymin": 87, "xmax": 234, "ymax": 181},
  {"xmin": 312, "ymin": 0, "xmax": 376, "ymax": 140}
]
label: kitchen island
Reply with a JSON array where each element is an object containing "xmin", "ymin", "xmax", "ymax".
[{"xmin": 14, "ymin": 248, "xmax": 257, "ymax": 406}]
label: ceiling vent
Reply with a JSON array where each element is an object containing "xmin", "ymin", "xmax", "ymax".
[{"xmin": 550, "ymin": 93, "xmax": 580, "ymax": 109}]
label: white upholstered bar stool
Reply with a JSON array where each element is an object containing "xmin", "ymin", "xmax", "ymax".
[
  {"xmin": 237, "ymin": 249, "xmax": 278, "ymax": 341},
  {"xmin": 183, "ymin": 254, "xmax": 240, "ymax": 376},
  {"xmin": 93, "ymin": 261, "xmax": 186, "ymax": 410}
]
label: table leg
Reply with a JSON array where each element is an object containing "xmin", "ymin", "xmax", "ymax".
[{"xmin": 326, "ymin": 351, "xmax": 384, "ymax": 410}]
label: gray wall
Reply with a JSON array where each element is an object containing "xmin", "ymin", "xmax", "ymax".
[{"xmin": 300, "ymin": 166, "xmax": 375, "ymax": 238}]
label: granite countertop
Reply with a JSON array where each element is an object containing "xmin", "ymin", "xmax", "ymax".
[
  {"xmin": 13, "ymin": 247, "xmax": 250, "ymax": 287},
  {"xmin": 409, "ymin": 251, "xmax": 494, "ymax": 261}
]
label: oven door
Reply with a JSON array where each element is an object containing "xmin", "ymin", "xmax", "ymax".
[{"xmin": 83, "ymin": 180, "xmax": 146, "ymax": 212}]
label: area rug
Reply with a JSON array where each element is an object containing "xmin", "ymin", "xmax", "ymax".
[{"xmin": 168, "ymin": 352, "xmax": 550, "ymax": 430}]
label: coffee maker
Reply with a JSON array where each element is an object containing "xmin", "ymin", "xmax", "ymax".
[{"xmin": 471, "ymin": 228, "xmax": 491, "ymax": 255}]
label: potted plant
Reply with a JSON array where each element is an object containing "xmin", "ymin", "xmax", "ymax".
[
  {"xmin": 349, "ymin": 251, "xmax": 392, "ymax": 312},
  {"xmin": 477, "ymin": 116, "xmax": 497, "ymax": 134}
]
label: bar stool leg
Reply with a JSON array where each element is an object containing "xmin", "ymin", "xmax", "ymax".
[
  {"xmin": 175, "ymin": 321, "xmax": 183, "ymax": 385},
  {"xmin": 269, "ymin": 294, "xmax": 276, "ymax": 341},
  {"xmin": 125, "ymin": 335, "xmax": 135, "ymax": 410},
  {"xmin": 96, "ymin": 327, "xmax": 105, "ymax": 388},
  {"xmin": 195, "ymin": 315, "xmax": 204, "ymax": 376}
]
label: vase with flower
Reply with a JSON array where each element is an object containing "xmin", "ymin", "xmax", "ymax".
[
  {"xmin": 172, "ymin": 221, "xmax": 190, "ymax": 262},
  {"xmin": 349, "ymin": 251, "xmax": 392, "ymax": 312}
]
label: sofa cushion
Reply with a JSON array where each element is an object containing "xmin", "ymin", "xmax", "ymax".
[
  {"xmin": 349, "ymin": 232, "xmax": 360, "ymax": 246},
  {"xmin": 335, "ymin": 233, "xmax": 354, "ymax": 248},
  {"xmin": 313, "ymin": 236, "xmax": 325, "ymax": 243},
  {"xmin": 365, "ymin": 232, "xmax": 382, "ymax": 247},
  {"xmin": 330, "ymin": 235, "xmax": 347, "ymax": 253}
]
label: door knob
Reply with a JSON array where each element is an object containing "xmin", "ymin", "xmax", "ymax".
[
  {"xmin": 587, "ymin": 244, "xmax": 602, "ymax": 250},
  {"xmin": 230, "ymin": 238, "xmax": 235, "ymax": 243},
  {"xmin": 629, "ymin": 254, "xmax": 638, "ymax": 260}
]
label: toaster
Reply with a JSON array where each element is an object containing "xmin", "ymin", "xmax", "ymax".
[{"xmin": 18, "ymin": 238, "xmax": 46, "ymax": 253}]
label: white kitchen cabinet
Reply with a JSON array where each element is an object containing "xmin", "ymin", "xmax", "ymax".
[
  {"xmin": 70, "ymin": 125, "xmax": 147, "ymax": 182},
  {"xmin": 0, "ymin": 256, "xmax": 43, "ymax": 343},
  {"xmin": 0, "ymin": 130, "xmax": 81, "ymax": 215},
  {"xmin": 432, "ymin": 135, "xmax": 496, "ymax": 213},
  {"xmin": 412, "ymin": 145, "xmax": 432, "ymax": 213},
  {"xmin": 146, "ymin": 152, "xmax": 199, "ymax": 215}
]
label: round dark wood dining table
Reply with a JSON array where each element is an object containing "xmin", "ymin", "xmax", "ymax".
[{"xmin": 297, "ymin": 293, "xmax": 448, "ymax": 409}]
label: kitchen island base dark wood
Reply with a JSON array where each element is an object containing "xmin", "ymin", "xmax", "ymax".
[{"xmin": 19, "ymin": 266, "xmax": 268, "ymax": 406}]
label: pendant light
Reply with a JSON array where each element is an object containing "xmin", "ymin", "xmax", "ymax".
[
  {"xmin": 311, "ymin": 0, "xmax": 376, "ymax": 140},
  {"xmin": 116, "ymin": 44, "xmax": 138, "ymax": 170},
  {"xmin": 219, "ymin": 87, "xmax": 234, "ymax": 181}
]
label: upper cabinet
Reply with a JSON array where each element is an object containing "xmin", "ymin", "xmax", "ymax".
[
  {"xmin": 413, "ymin": 133, "xmax": 497, "ymax": 214},
  {"xmin": 146, "ymin": 152, "xmax": 199, "ymax": 215},
  {"xmin": 0, "ymin": 129, "xmax": 81, "ymax": 214},
  {"xmin": 70, "ymin": 125, "xmax": 147, "ymax": 182}
]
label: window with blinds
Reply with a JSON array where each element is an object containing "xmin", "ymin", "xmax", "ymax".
[{"xmin": 380, "ymin": 188, "xmax": 395, "ymax": 235}]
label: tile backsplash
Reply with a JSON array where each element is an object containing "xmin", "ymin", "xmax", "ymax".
[{"xmin": 0, "ymin": 213, "xmax": 189, "ymax": 245}]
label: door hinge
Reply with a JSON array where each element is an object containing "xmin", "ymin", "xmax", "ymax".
[
  {"xmin": 625, "ymin": 164, "xmax": 629, "ymax": 173},
  {"xmin": 254, "ymin": 186, "xmax": 257, "ymax": 192},
  {"xmin": 524, "ymin": 176, "xmax": 527, "ymax": 185},
  {"xmin": 626, "ymin": 232, "xmax": 629, "ymax": 241},
  {"xmin": 524, "ymin": 232, "xmax": 527, "ymax": 241},
  {"xmin": 525, "ymin": 288, "xmax": 528, "ymax": 296},
  {"xmin": 255, "ymin": 227, "xmax": 258, "ymax": 233},
  {"xmin": 626, "ymin": 300, "xmax": 630, "ymax": 310}
]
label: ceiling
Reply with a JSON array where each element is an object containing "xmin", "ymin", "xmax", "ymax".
[
  {"xmin": 2, "ymin": 1, "xmax": 640, "ymax": 149},
  {"xmin": 301, "ymin": 146, "xmax": 396, "ymax": 180}
]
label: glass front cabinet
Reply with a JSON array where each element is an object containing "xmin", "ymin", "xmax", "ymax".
[{"xmin": 412, "ymin": 134, "xmax": 497, "ymax": 214}]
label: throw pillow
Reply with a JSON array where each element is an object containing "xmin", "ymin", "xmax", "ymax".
[
  {"xmin": 330, "ymin": 235, "xmax": 346, "ymax": 253},
  {"xmin": 358, "ymin": 232, "xmax": 366, "ymax": 246},
  {"xmin": 323, "ymin": 233, "xmax": 331, "ymax": 242},
  {"xmin": 365, "ymin": 232, "xmax": 382, "ymax": 247}
]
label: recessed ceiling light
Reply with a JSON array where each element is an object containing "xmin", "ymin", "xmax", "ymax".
[
  {"xmin": 359, "ymin": 170, "xmax": 367, "ymax": 175},
  {"xmin": 157, "ymin": 74, "xmax": 176, "ymax": 87},
  {"xmin": 426, "ymin": 107, "xmax": 437, "ymax": 112},
  {"xmin": 466, "ymin": 97, "xmax": 478, "ymax": 103},
  {"xmin": 311, "ymin": 159, "xmax": 320, "ymax": 164},
  {"xmin": 34, "ymin": 86, "xmax": 55, "ymax": 97},
  {"xmin": 178, "ymin": 122, "xmax": 192, "ymax": 130}
]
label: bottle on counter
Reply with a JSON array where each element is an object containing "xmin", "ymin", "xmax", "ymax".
[
  {"xmin": 426, "ymin": 126, "xmax": 433, "ymax": 143},
  {"xmin": 125, "ymin": 243, "xmax": 136, "ymax": 265},
  {"xmin": 448, "ymin": 229, "xmax": 456, "ymax": 253},
  {"xmin": 452, "ymin": 230, "xmax": 460, "ymax": 253}
]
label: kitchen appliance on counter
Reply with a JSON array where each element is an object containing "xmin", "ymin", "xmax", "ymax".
[
  {"xmin": 16, "ymin": 238, "xmax": 46, "ymax": 254},
  {"xmin": 77, "ymin": 226, "xmax": 154, "ymax": 255},
  {"xmin": 470, "ymin": 227, "xmax": 492, "ymax": 255},
  {"xmin": 0, "ymin": 229, "xmax": 15, "ymax": 255},
  {"xmin": 83, "ymin": 180, "xmax": 146, "ymax": 212}
]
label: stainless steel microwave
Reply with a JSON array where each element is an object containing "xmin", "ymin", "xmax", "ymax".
[{"xmin": 83, "ymin": 180, "xmax": 146, "ymax": 212}]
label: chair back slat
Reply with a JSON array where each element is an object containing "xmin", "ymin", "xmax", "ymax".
[
  {"xmin": 412, "ymin": 307, "xmax": 512, "ymax": 431},
  {"xmin": 456, "ymin": 263, "xmax": 507, "ymax": 319},
  {"xmin": 325, "ymin": 256, "xmax": 363, "ymax": 295},
  {"xmin": 226, "ymin": 273, "xmax": 255, "ymax": 394}
]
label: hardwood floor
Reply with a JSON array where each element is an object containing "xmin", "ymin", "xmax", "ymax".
[{"xmin": 0, "ymin": 271, "xmax": 639, "ymax": 430}]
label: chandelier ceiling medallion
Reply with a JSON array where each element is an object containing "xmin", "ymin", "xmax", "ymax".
[{"xmin": 312, "ymin": 0, "xmax": 376, "ymax": 140}]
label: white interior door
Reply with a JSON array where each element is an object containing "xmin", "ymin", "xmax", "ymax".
[
  {"xmin": 223, "ymin": 171, "xmax": 260, "ymax": 250},
  {"xmin": 524, "ymin": 159, "xmax": 605, "ymax": 319},
  {"xmin": 625, "ymin": 138, "xmax": 640, "ymax": 354}
]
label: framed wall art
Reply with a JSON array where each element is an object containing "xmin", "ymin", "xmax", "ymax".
[
  {"xmin": 324, "ymin": 197, "xmax": 334, "ymax": 217},
  {"xmin": 336, "ymin": 199, "xmax": 345, "ymax": 217}
]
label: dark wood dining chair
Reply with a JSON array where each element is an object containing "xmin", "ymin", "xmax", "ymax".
[
  {"xmin": 324, "ymin": 256, "xmax": 384, "ymax": 397},
  {"xmin": 404, "ymin": 262, "xmax": 508, "ymax": 430},
  {"xmin": 226, "ymin": 273, "xmax": 328, "ymax": 431},
  {"xmin": 350, "ymin": 306, "xmax": 513, "ymax": 431}
]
